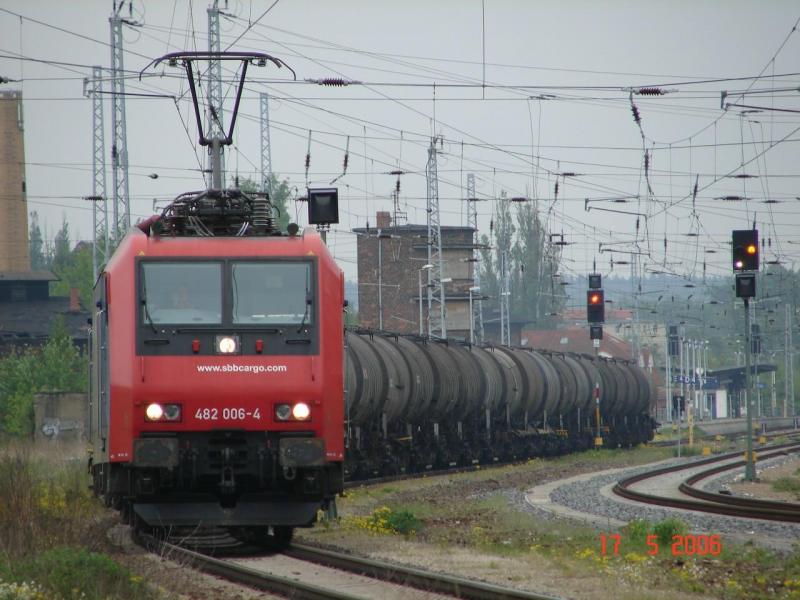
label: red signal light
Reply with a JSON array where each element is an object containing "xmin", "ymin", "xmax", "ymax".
[{"xmin": 587, "ymin": 289, "xmax": 605, "ymax": 324}]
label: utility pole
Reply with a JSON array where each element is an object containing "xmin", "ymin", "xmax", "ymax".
[
  {"xmin": 787, "ymin": 303, "xmax": 795, "ymax": 417},
  {"xmin": 85, "ymin": 65, "xmax": 108, "ymax": 280},
  {"xmin": 500, "ymin": 250, "xmax": 507, "ymax": 345},
  {"xmin": 665, "ymin": 333, "xmax": 671, "ymax": 423},
  {"xmin": 109, "ymin": 1, "xmax": 137, "ymax": 239},
  {"xmin": 466, "ymin": 173, "xmax": 484, "ymax": 343},
  {"xmin": 744, "ymin": 298, "xmax": 756, "ymax": 480},
  {"xmin": 426, "ymin": 136, "xmax": 446, "ymax": 338},
  {"xmin": 207, "ymin": 0, "xmax": 226, "ymax": 189},
  {"xmin": 259, "ymin": 92, "xmax": 272, "ymax": 195}
]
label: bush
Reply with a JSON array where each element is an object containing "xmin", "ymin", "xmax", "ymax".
[
  {"xmin": 0, "ymin": 319, "xmax": 86, "ymax": 436},
  {"xmin": 653, "ymin": 518, "xmax": 687, "ymax": 547},
  {"xmin": 382, "ymin": 508, "xmax": 421, "ymax": 536},
  {"xmin": 0, "ymin": 447, "xmax": 94, "ymax": 559},
  {"xmin": 349, "ymin": 506, "xmax": 422, "ymax": 536},
  {"xmin": 625, "ymin": 519, "xmax": 652, "ymax": 543},
  {"xmin": 1, "ymin": 548, "xmax": 154, "ymax": 600}
]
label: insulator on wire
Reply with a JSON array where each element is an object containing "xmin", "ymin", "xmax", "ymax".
[
  {"xmin": 396, "ymin": 178, "xmax": 401, "ymax": 193},
  {"xmin": 635, "ymin": 87, "xmax": 666, "ymax": 95},
  {"xmin": 554, "ymin": 181, "xmax": 559, "ymax": 198},
  {"xmin": 305, "ymin": 77, "xmax": 358, "ymax": 86},
  {"xmin": 490, "ymin": 218, "xmax": 494, "ymax": 232},
  {"xmin": 644, "ymin": 151, "xmax": 649, "ymax": 174},
  {"xmin": 305, "ymin": 153, "xmax": 310, "ymax": 169},
  {"xmin": 631, "ymin": 102, "xmax": 641, "ymax": 125}
]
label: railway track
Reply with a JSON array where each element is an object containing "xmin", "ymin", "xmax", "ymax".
[
  {"xmin": 649, "ymin": 424, "xmax": 799, "ymax": 448},
  {"xmin": 613, "ymin": 440, "xmax": 800, "ymax": 522},
  {"xmin": 135, "ymin": 532, "xmax": 564, "ymax": 600}
]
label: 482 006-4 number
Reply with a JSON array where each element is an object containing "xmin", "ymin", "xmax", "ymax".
[{"xmin": 194, "ymin": 407, "xmax": 261, "ymax": 421}]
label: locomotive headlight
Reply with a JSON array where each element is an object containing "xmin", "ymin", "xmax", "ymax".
[
  {"xmin": 292, "ymin": 402, "xmax": 311, "ymax": 420},
  {"xmin": 275, "ymin": 403, "xmax": 310, "ymax": 421},
  {"xmin": 162, "ymin": 404, "xmax": 181, "ymax": 421},
  {"xmin": 275, "ymin": 404, "xmax": 292, "ymax": 421},
  {"xmin": 145, "ymin": 403, "xmax": 164, "ymax": 421},
  {"xmin": 145, "ymin": 403, "xmax": 181, "ymax": 422},
  {"xmin": 215, "ymin": 335, "xmax": 239, "ymax": 355}
]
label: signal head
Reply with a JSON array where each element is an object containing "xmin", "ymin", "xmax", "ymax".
[{"xmin": 732, "ymin": 229, "xmax": 759, "ymax": 271}]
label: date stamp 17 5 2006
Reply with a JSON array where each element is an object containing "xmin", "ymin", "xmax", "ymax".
[{"xmin": 600, "ymin": 533, "xmax": 722, "ymax": 557}]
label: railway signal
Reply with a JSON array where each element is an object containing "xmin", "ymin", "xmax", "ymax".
[
  {"xmin": 732, "ymin": 228, "xmax": 758, "ymax": 482},
  {"xmin": 307, "ymin": 187, "xmax": 340, "ymax": 226},
  {"xmin": 587, "ymin": 289, "xmax": 605, "ymax": 323},
  {"xmin": 732, "ymin": 229, "xmax": 758, "ymax": 271}
]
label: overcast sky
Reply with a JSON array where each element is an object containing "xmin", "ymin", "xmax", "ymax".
[{"xmin": 1, "ymin": 0, "xmax": 799, "ymax": 294}]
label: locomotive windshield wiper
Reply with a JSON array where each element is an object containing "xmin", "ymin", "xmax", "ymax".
[
  {"xmin": 296, "ymin": 287, "xmax": 312, "ymax": 333},
  {"xmin": 141, "ymin": 277, "xmax": 158, "ymax": 334}
]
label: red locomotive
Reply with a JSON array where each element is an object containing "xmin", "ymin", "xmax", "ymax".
[
  {"xmin": 88, "ymin": 52, "xmax": 343, "ymax": 545},
  {"xmin": 89, "ymin": 218, "xmax": 344, "ymax": 544}
]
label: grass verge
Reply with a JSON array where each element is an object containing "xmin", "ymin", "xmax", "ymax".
[
  {"xmin": 308, "ymin": 445, "xmax": 800, "ymax": 600},
  {"xmin": 0, "ymin": 444, "xmax": 159, "ymax": 600}
]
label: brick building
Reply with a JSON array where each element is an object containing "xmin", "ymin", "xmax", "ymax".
[
  {"xmin": 0, "ymin": 91, "xmax": 29, "ymax": 271},
  {"xmin": 354, "ymin": 212, "xmax": 476, "ymax": 338},
  {"xmin": 0, "ymin": 89, "xmax": 89, "ymax": 352}
]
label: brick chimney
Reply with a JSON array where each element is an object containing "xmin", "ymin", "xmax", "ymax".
[
  {"xmin": 69, "ymin": 287, "xmax": 81, "ymax": 313},
  {"xmin": 376, "ymin": 211, "xmax": 391, "ymax": 229}
]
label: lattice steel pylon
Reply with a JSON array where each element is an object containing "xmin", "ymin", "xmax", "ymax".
[
  {"xmin": 86, "ymin": 66, "xmax": 109, "ymax": 280},
  {"xmin": 259, "ymin": 92, "xmax": 272, "ymax": 195},
  {"xmin": 207, "ymin": 0, "xmax": 226, "ymax": 189},
  {"xmin": 466, "ymin": 173, "xmax": 484, "ymax": 343},
  {"xmin": 109, "ymin": 3, "xmax": 134, "ymax": 239},
  {"xmin": 426, "ymin": 136, "xmax": 446, "ymax": 338}
]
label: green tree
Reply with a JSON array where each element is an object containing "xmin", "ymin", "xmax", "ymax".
[
  {"xmin": 238, "ymin": 174, "xmax": 292, "ymax": 232},
  {"xmin": 28, "ymin": 211, "xmax": 46, "ymax": 270},
  {"xmin": 478, "ymin": 193, "xmax": 564, "ymax": 330},
  {"xmin": 50, "ymin": 244, "xmax": 94, "ymax": 308},
  {"xmin": 51, "ymin": 218, "xmax": 71, "ymax": 274},
  {"xmin": 0, "ymin": 317, "xmax": 87, "ymax": 436},
  {"xmin": 478, "ymin": 191, "xmax": 515, "ymax": 322},
  {"xmin": 510, "ymin": 202, "xmax": 566, "ymax": 328}
]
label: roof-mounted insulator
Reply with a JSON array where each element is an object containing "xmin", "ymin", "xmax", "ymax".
[
  {"xmin": 305, "ymin": 77, "xmax": 359, "ymax": 86},
  {"xmin": 635, "ymin": 87, "xmax": 665, "ymax": 95}
]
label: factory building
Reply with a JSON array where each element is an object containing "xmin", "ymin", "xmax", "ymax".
[
  {"xmin": 0, "ymin": 91, "xmax": 29, "ymax": 272},
  {"xmin": 354, "ymin": 211, "xmax": 476, "ymax": 338},
  {"xmin": 0, "ymin": 90, "xmax": 88, "ymax": 352}
]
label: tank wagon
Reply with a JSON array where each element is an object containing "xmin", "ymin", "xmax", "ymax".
[{"xmin": 344, "ymin": 331, "xmax": 655, "ymax": 477}]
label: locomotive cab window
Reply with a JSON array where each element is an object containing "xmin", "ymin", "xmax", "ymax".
[
  {"xmin": 232, "ymin": 262, "xmax": 313, "ymax": 325},
  {"xmin": 141, "ymin": 262, "xmax": 222, "ymax": 325}
]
